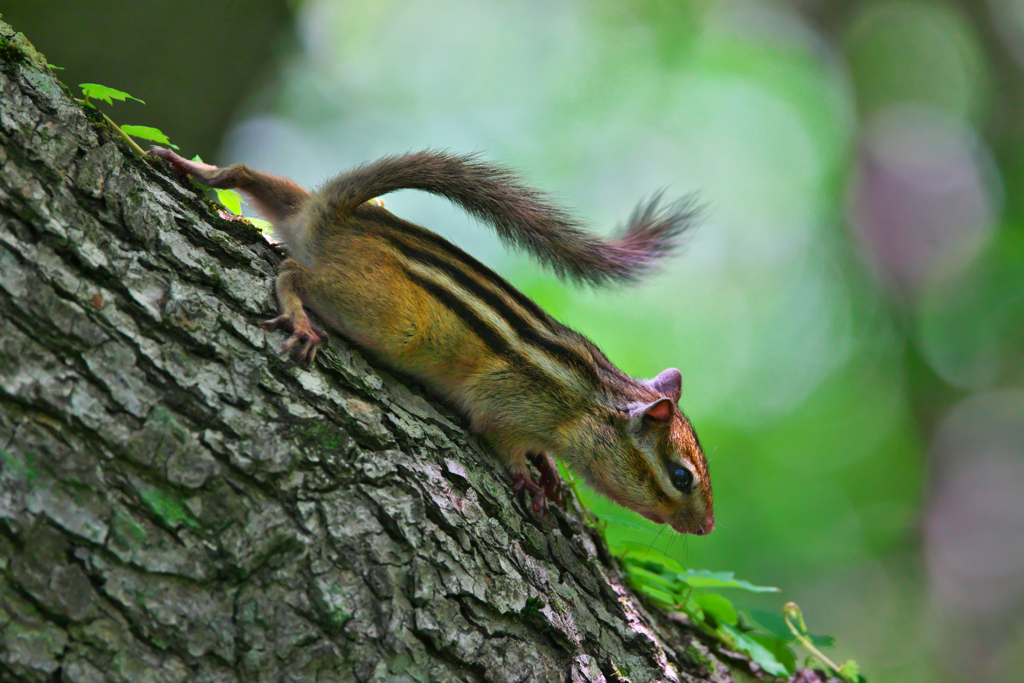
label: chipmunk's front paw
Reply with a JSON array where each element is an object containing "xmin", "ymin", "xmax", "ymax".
[
  {"xmin": 528, "ymin": 452, "xmax": 564, "ymax": 509},
  {"xmin": 261, "ymin": 315, "xmax": 329, "ymax": 368},
  {"xmin": 511, "ymin": 472, "xmax": 549, "ymax": 514}
]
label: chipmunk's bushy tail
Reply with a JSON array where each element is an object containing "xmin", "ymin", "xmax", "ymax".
[{"xmin": 316, "ymin": 151, "xmax": 700, "ymax": 286}]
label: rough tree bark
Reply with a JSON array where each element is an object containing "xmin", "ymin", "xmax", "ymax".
[{"xmin": 0, "ymin": 20, "xmax": 770, "ymax": 683}]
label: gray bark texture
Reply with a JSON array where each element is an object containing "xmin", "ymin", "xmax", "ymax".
[{"xmin": 0, "ymin": 20, "xmax": 764, "ymax": 683}]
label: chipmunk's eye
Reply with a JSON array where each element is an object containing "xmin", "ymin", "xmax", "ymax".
[{"xmin": 671, "ymin": 468, "xmax": 693, "ymax": 493}]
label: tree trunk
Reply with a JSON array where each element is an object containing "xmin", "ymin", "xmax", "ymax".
[{"xmin": 0, "ymin": 20, "xmax": 755, "ymax": 683}]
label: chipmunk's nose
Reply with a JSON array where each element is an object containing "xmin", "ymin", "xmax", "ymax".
[
  {"xmin": 694, "ymin": 517, "xmax": 715, "ymax": 535},
  {"xmin": 671, "ymin": 516, "xmax": 714, "ymax": 535}
]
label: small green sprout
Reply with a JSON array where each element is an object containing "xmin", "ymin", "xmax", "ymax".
[
  {"xmin": 74, "ymin": 82, "xmax": 177, "ymax": 156},
  {"xmin": 784, "ymin": 602, "xmax": 863, "ymax": 682}
]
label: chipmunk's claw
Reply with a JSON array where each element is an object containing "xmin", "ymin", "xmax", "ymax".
[
  {"xmin": 261, "ymin": 315, "xmax": 329, "ymax": 368},
  {"xmin": 528, "ymin": 452, "xmax": 564, "ymax": 509},
  {"xmin": 511, "ymin": 473, "xmax": 548, "ymax": 513}
]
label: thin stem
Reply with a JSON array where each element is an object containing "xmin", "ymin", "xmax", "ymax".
[
  {"xmin": 75, "ymin": 98, "xmax": 147, "ymax": 156},
  {"xmin": 783, "ymin": 602, "xmax": 844, "ymax": 677},
  {"xmin": 560, "ymin": 463, "xmax": 599, "ymax": 529}
]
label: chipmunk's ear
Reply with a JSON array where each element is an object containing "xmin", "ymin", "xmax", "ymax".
[
  {"xmin": 646, "ymin": 368, "xmax": 682, "ymax": 403},
  {"xmin": 643, "ymin": 398, "xmax": 674, "ymax": 424}
]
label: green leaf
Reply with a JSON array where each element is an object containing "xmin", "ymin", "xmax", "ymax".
[
  {"xmin": 627, "ymin": 565, "xmax": 684, "ymax": 594},
  {"xmin": 636, "ymin": 584, "xmax": 679, "ymax": 608},
  {"xmin": 681, "ymin": 598, "xmax": 704, "ymax": 622},
  {"xmin": 720, "ymin": 623, "xmax": 791, "ymax": 677},
  {"xmin": 617, "ymin": 542, "xmax": 685, "ymax": 573},
  {"xmin": 678, "ymin": 570, "xmax": 779, "ymax": 593},
  {"xmin": 746, "ymin": 609, "xmax": 795, "ymax": 641},
  {"xmin": 120, "ymin": 125, "xmax": 178, "ymax": 149},
  {"xmin": 79, "ymin": 83, "xmax": 145, "ymax": 106},
  {"xmin": 48, "ymin": 63, "xmax": 65, "ymax": 70},
  {"xmin": 746, "ymin": 609, "xmax": 834, "ymax": 648},
  {"xmin": 748, "ymin": 633, "xmax": 797, "ymax": 674},
  {"xmin": 838, "ymin": 659, "xmax": 861, "ymax": 682},
  {"xmin": 694, "ymin": 593, "xmax": 737, "ymax": 627},
  {"xmin": 216, "ymin": 189, "xmax": 243, "ymax": 215},
  {"xmin": 810, "ymin": 634, "xmax": 836, "ymax": 648}
]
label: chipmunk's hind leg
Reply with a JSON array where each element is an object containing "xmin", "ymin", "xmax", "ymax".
[
  {"xmin": 148, "ymin": 147, "xmax": 308, "ymax": 223},
  {"xmin": 261, "ymin": 258, "xmax": 329, "ymax": 367}
]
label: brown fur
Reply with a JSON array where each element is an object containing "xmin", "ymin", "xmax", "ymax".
[{"xmin": 149, "ymin": 147, "xmax": 714, "ymax": 535}]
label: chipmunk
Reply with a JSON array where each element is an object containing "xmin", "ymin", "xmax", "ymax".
[{"xmin": 148, "ymin": 147, "xmax": 714, "ymax": 535}]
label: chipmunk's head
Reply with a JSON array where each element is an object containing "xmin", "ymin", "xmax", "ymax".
[{"xmin": 586, "ymin": 368, "xmax": 714, "ymax": 536}]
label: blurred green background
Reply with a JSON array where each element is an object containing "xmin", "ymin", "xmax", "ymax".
[{"xmin": 6, "ymin": 0, "xmax": 1023, "ymax": 680}]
